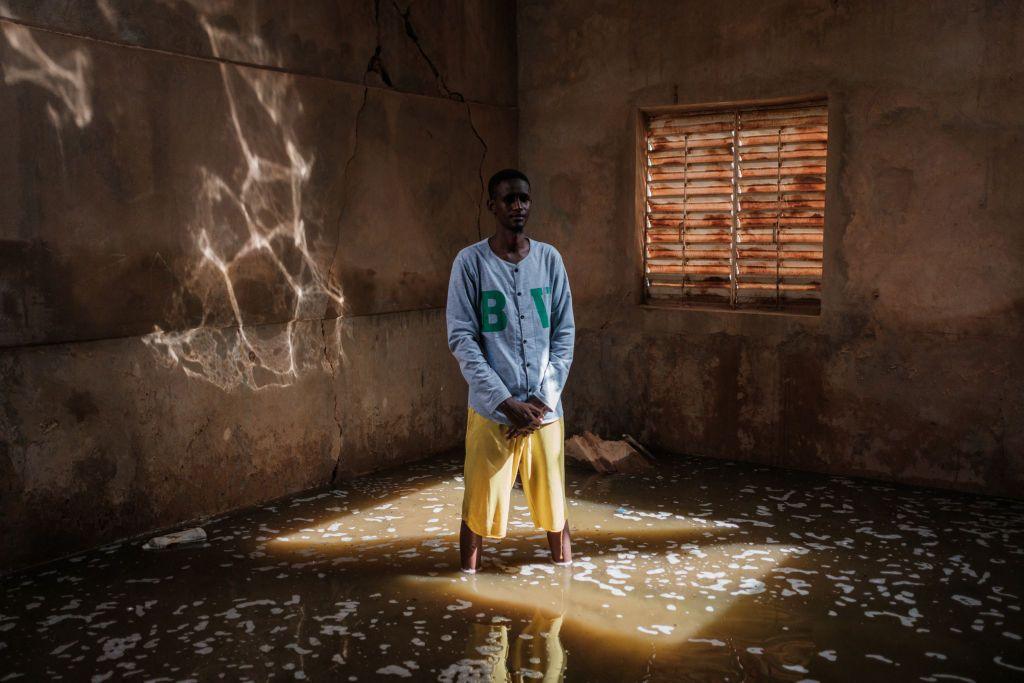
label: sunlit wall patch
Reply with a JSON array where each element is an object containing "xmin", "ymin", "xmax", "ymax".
[
  {"xmin": 142, "ymin": 16, "xmax": 344, "ymax": 392},
  {"xmin": 0, "ymin": 6, "xmax": 93, "ymax": 129}
]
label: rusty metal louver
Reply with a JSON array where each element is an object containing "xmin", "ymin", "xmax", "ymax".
[{"xmin": 643, "ymin": 102, "xmax": 827, "ymax": 312}]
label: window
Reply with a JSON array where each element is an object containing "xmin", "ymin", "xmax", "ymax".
[{"xmin": 641, "ymin": 100, "xmax": 827, "ymax": 313}]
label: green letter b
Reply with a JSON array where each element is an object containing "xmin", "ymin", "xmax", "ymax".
[{"xmin": 480, "ymin": 290, "xmax": 507, "ymax": 332}]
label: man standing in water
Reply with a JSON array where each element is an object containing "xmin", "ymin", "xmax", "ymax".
[{"xmin": 446, "ymin": 168, "xmax": 575, "ymax": 573}]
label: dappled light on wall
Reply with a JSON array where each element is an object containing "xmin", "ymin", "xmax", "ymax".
[
  {"xmin": 0, "ymin": 6, "xmax": 92, "ymax": 129},
  {"xmin": 143, "ymin": 16, "xmax": 344, "ymax": 392}
]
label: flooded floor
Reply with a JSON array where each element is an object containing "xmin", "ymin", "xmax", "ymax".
[{"xmin": 2, "ymin": 452, "xmax": 1023, "ymax": 681}]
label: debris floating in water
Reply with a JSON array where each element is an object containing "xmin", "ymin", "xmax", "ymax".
[
  {"xmin": 142, "ymin": 527, "xmax": 207, "ymax": 550},
  {"xmin": 622, "ymin": 434, "xmax": 656, "ymax": 461}
]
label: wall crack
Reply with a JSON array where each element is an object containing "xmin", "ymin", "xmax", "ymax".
[
  {"xmin": 185, "ymin": 414, "xmax": 213, "ymax": 456},
  {"xmin": 322, "ymin": 81, "xmax": 373, "ymax": 484},
  {"xmin": 366, "ymin": 0, "xmax": 393, "ymax": 87},
  {"xmin": 319, "ymin": 318, "xmax": 344, "ymax": 484},
  {"xmin": 394, "ymin": 0, "xmax": 464, "ymax": 102},
  {"xmin": 392, "ymin": 0, "xmax": 484, "ymax": 238},
  {"xmin": 328, "ymin": 85, "xmax": 371, "ymax": 284},
  {"xmin": 465, "ymin": 104, "xmax": 488, "ymax": 240}
]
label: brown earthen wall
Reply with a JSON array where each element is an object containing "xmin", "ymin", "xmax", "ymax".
[
  {"xmin": 518, "ymin": 0, "xmax": 1024, "ymax": 496},
  {"xmin": 0, "ymin": 0, "xmax": 516, "ymax": 573}
]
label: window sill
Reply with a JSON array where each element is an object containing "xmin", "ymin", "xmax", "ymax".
[{"xmin": 639, "ymin": 302, "xmax": 821, "ymax": 319}]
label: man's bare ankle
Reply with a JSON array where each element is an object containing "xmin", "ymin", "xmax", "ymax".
[{"xmin": 550, "ymin": 550, "xmax": 572, "ymax": 565}]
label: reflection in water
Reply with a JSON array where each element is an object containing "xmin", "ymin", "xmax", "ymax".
[
  {"xmin": 1, "ymin": 453, "xmax": 1022, "ymax": 681},
  {"xmin": 0, "ymin": 8, "xmax": 92, "ymax": 129},
  {"xmin": 511, "ymin": 610, "xmax": 567, "ymax": 682},
  {"xmin": 279, "ymin": 478, "xmax": 782, "ymax": 647},
  {"xmin": 460, "ymin": 622, "xmax": 511, "ymax": 681},
  {"xmin": 442, "ymin": 581, "xmax": 567, "ymax": 681},
  {"xmin": 142, "ymin": 15, "xmax": 344, "ymax": 391}
]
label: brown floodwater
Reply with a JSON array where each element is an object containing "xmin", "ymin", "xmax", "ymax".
[{"xmin": 1, "ymin": 452, "xmax": 1022, "ymax": 681}]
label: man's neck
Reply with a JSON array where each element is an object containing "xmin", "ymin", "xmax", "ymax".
[{"xmin": 489, "ymin": 227, "xmax": 528, "ymax": 256}]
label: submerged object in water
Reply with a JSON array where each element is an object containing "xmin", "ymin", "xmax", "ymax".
[{"xmin": 142, "ymin": 527, "xmax": 207, "ymax": 550}]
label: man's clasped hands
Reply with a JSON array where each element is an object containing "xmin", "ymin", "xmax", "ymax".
[{"xmin": 497, "ymin": 397, "xmax": 551, "ymax": 440}]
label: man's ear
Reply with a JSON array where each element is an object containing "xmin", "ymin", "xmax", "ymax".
[{"xmin": 486, "ymin": 196, "xmax": 496, "ymax": 214}]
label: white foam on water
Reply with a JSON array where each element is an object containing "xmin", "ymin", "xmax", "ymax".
[
  {"xmin": 376, "ymin": 665, "xmax": 411, "ymax": 677},
  {"xmin": 994, "ymin": 656, "xmax": 1024, "ymax": 672},
  {"xmin": 730, "ymin": 578, "xmax": 766, "ymax": 596},
  {"xmin": 865, "ymin": 607, "xmax": 921, "ymax": 628},
  {"xmin": 952, "ymin": 595, "xmax": 981, "ymax": 606},
  {"xmin": 97, "ymin": 633, "xmax": 140, "ymax": 662},
  {"xmin": 438, "ymin": 660, "xmax": 494, "ymax": 682}
]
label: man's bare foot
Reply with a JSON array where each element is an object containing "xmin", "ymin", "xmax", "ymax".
[
  {"xmin": 460, "ymin": 520, "xmax": 482, "ymax": 572},
  {"xmin": 547, "ymin": 522, "xmax": 572, "ymax": 565}
]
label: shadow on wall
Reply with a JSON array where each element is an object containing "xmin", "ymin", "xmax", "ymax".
[{"xmin": 0, "ymin": 1, "xmax": 346, "ymax": 392}]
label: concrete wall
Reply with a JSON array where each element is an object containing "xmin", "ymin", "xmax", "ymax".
[
  {"xmin": 0, "ymin": 0, "xmax": 516, "ymax": 573},
  {"xmin": 5, "ymin": 0, "xmax": 1021, "ymax": 574},
  {"xmin": 518, "ymin": 1, "xmax": 1024, "ymax": 496}
]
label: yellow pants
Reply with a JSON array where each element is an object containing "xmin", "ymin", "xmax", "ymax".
[{"xmin": 462, "ymin": 408, "xmax": 568, "ymax": 539}]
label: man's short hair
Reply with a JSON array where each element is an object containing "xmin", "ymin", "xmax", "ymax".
[{"xmin": 488, "ymin": 169, "xmax": 530, "ymax": 199}]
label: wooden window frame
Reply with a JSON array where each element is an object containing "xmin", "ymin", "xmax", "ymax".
[{"xmin": 636, "ymin": 95, "xmax": 828, "ymax": 315}]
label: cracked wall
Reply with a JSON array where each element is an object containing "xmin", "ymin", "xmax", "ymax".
[
  {"xmin": 0, "ymin": 0, "xmax": 516, "ymax": 573},
  {"xmin": 518, "ymin": 0, "xmax": 1024, "ymax": 497}
]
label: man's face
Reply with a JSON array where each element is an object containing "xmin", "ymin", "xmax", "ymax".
[{"xmin": 488, "ymin": 178, "xmax": 531, "ymax": 233}]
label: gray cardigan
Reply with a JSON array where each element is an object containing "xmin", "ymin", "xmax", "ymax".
[{"xmin": 445, "ymin": 238, "xmax": 575, "ymax": 426}]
